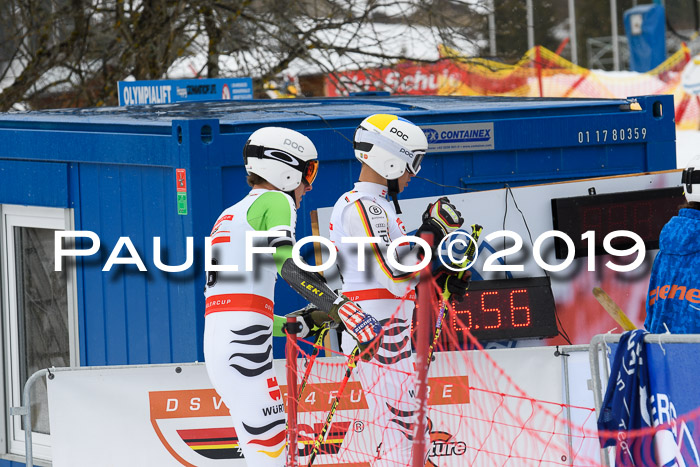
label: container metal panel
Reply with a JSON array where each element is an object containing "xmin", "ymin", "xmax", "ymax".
[
  {"xmin": 141, "ymin": 171, "xmax": 174, "ymax": 364},
  {"xmin": 0, "ymin": 459, "xmax": 29, "ymax": 466},
  {"xmin": 0, "ymin": 160, "xmax": 69, "ymax": 208},
  {"xmin": 0, "ymin": 95, "xmax": 678, "ymax": 365},
  {"xmin": 0, "ymin": 127, "xmax": 173, "ymax": 167},
  {"xmin": 78, "ymin": 163, "xmax": 109, "ymax": 366},
  {"xmin": 76, "ymin": 163, "xmax": 199, "ymax": 365}
]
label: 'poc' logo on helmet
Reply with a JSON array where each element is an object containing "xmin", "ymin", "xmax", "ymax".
[
  {"xmin": 284, "ymin": 138, "xmax": 304, "ymax": 153},
  {"xmin": 390, "ymin": 127, "xmax": 409, "ymax": 141}
]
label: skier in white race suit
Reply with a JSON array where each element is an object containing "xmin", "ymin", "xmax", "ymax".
[
  {"xmin": 203, "ymin": 127, "xmax": 382, "ymax": 467},
  {"xmin": 329, "ymin": 114, "xmax": 471, "ymax": 466}
]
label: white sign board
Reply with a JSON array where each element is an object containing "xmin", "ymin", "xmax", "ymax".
[
  {"xmin": 422, "ymin": 122, "xmax": 495, "ymax": 152},
  {"xmin": 316, "ymin": 171, "xmax": 682, "ymax": 345},
  {"xmin": 47, "ymin": 348, "xmax": 598, "ymax": 466}
]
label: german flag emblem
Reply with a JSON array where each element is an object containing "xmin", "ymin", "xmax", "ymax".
[
  {"xmin": 149, "ymin": 388, "xmax": 242, "ymax": 465},
  {"xmin": 177, "ymin": 427, "xmax": 244, "ymax": 460}
]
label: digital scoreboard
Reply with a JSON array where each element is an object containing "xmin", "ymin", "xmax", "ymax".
[
  {"xmin": 447, "ymin": 276, "xmax": 559, "ymax": 342},
  {"xmin": 551, "ymin": 186, "xmax": 685, "ymax": 259}
]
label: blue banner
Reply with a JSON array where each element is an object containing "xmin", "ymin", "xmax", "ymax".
[
  {"xmin": 646, "ymin": 342, "xmax": 700, "ymax": 465},
  {"xmin": 598, "ymin": 330, "xmax": 652, "ymax": 465},
  {"xmin": 118, "ymin": 78, "xmax": 253, "ymax": 106},
  {"xmin": 599, "ymin": 336, "xmax": 700, "ymax": 465}
]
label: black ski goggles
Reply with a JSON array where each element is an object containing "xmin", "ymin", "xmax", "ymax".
[{"xmin": 244, "ymin": 143, "xmax": 319, "ymax": 185}]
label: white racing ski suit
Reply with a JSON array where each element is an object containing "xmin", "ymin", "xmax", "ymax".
[
  {"xmin": 203, "ymin": 189, "xmax": 295, "ymax": 466},
  {"xmin": 204, "ymin": 187, "xmax": 376, "ymax": 466},
  {"xmin": 329, "ymin": 181, "xmax": 426, "ymax": 466}
]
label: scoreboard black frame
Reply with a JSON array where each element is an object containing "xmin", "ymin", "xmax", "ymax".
[
  {"xmin": 448, "ymin": 276, "xmax": 559, "ymax": 342},
  {"xmin": 551, "ymin": 186, "xmax": 685, "ymax": 259}
]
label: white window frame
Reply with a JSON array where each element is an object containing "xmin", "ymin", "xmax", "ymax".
[{"xmin": 0, "ymin": 204, "xmax": 79, "ymax": 461}]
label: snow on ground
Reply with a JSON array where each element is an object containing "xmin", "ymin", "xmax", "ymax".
[{"xmin": 677, "ymin": 129, "xmax": 700, "ymax": 168}]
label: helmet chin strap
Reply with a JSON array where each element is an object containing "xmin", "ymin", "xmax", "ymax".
[{"xmin": 387, "ymin": 178, "xmax": 401, "ymax": 214}]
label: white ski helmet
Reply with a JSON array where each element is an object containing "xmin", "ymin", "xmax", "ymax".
[
  {"xmin": 353, "ymin": 114, "xmax": 428, "ymax": 180},
  {"xmin": 243, "ymin": 127, "xmax": 319, "ymax": 192},
  {"xmin": 682, "ymin": 155, "xmax": 700, "ymax": 203}
]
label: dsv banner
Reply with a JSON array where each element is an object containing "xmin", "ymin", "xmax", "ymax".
[{"xmin": 47, "ymin": 347, "xmax": 565, "ymax": 466}]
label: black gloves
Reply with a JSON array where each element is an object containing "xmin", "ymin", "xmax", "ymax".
[
  {"xmin": 435, "ymin": 267, "xmax": 472, "ymax": 302},
  {"xmin": 286, "ymin": 304, "xmax": 335, "ymax": 339},
  {"xmin": 416, "ymin": 197, "xmax": 464, "ymax": 247}
]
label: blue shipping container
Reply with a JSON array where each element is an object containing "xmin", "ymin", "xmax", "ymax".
[{"xmin": 0, "ymin": 95, "xmax": 676, "ymax": 371}]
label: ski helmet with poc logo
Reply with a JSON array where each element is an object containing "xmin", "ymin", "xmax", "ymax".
[
  {"xmin": 682, "ymin": 155, "xmax": 700, "ymax": 203},
  {"xmin": 353, "ymin": 114, "xmax": 428, "ymax": 180},
  {"xmin": 243, "ymin": 127, "xmax": 319, "ymax": 192}
]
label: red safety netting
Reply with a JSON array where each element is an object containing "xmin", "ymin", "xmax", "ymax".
[
  {"xmin": 284, "ymin": 270, "xmax": 700, "ymax": 466},
  {"xmin": 283, "ymin": 272, "xmax": 603, "ymax": 467}
]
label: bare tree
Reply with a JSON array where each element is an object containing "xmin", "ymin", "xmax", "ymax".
[{"xmin": 0, "ymin": 0, "xmax": 488, "ymax": 110}]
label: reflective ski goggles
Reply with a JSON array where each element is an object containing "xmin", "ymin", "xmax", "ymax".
[
  {"xmin": 408, "ymin": 151, "xmax": 425, "ymax": 175},
  {"xmin": 244, "ymin": 143, "xmax": 319, "ymax": 185},
  {"xmin": 303, "ymin": 159, "xmax": 319, "ymax": 185},
  {"xmin": 354, "ymin": 128, "xmax": 425, "ymax": 175}
]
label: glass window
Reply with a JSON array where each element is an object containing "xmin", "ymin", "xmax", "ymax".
[
  {"xmin": 1, "ymin": 205, "xmax": 78, "ymax": 460},
  {"xmin": 15, "ymin": 226, "xmax": 71, "ymax": 435}
]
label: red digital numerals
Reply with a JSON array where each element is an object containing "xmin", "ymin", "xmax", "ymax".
[
  {"xmin": 481, "ymin": 291, "xmax": 501, "ymax": 329},
  {"xmin": 452, "ymin": 289, "xmax": 531, "ymax": 332},
  {"xmin": 510, "ymin": 289, "xmax": 531, "ymax": 327}
]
